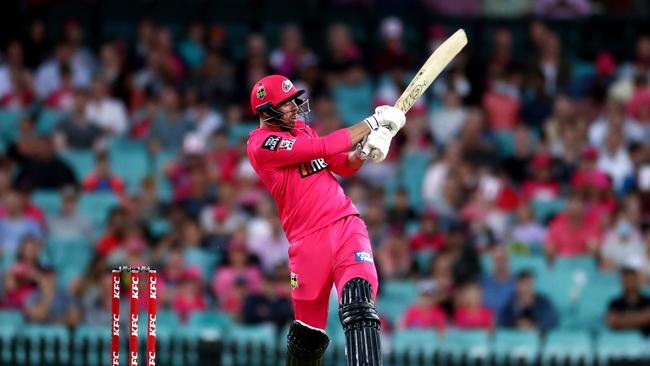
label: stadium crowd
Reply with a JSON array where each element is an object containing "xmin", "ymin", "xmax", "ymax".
[{"xmin": 1, "ymin": 2, "xmax": 650, "ymax": 344}]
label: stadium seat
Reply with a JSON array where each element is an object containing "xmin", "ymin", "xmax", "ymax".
[
  {"xmin": 380, "ymin": 280, "xmax": 418, "ymax": 304},
  {"xmin": 412, "ymin": 249, "xmax": 435, "ymax": 276},
  {"xmin": 494, "ymin": 130, "xmax": 515, "ymax": 158},
  {"xmin": 541, "ymin": 330, "xmax": 593, "ymax": 365},
  {"xmin": 390, "ymin": 329, "xmax": 439, "ymax": 365},
  {"xmin": 16, "ymin": 324, "xmax": 70, "ymax": 366},
  {"xmin": 595, "ymin": 330, "xmax": 649, "ymax": 361},
  {"xmin": 508, "ymin": 254, "xmax": 548, "ymax": 277},
  {"xmin": 187, "ymin": 311, "xmax": 232, "ymax": 335},
  {"xmin": 36, "ymin": 109, "xmax": 65, "ymax": 134},
  {"xmin": 399, "ymin": 152, "xmax": 432, "ymax": 210},
  {"xmin": 0, "ymin": 109, "xmax": 22, "ymax": 143},
  {"xmin": 378, "ymin": 299, "xmax": 412, "ymax": 326},
  {"xmin": 72, "ymin": 325, "xmax": 106, "ymax": 366},
  {"xmin": 32, "ymin": 190, "xmax": 63, "ymax": 217},
  {"xmin": 332, "ymin": 81, "xmax": 373, "ymax": 126},
  {"xmin": 109, "ymin": 142, "xmax": 150, "ymax": 190},
  {"xmin": 60, "ymin": 150, "xmax": 95, "ymax": 179},
  {"xmin": 493, "ymin": 329, "xmax": 540, "ymax": 364},
  {"xmin": 439, "ymin": 329, "xmax": 490, "ymax": 365},
  {"xmin": 531, "ymin": 199, "xmax": 566, "ymax": 223},
  {"xmin": 185, "ymin": 248, "xmax": 220, "ymax": 281},
  {"xmin": 0, "ymin": 309, "xmax": 23, "ymax": 364},
  {"xmin": 228, "ymin": 122, "xmax": 258, "ymax": 145},
  {"xmin": 223, "ymin": 324, "xmax": 277, "ymax": 366},
  {"xmin": 45, "ymin": 238, "xmax": 93, "ymax": 288},
  {"xmin": 79, "ymin": 192, "xmax": 120, "ymax": 227}
]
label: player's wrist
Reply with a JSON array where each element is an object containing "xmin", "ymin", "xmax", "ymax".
[{"xmin": 364, "ymin": 115, "xmax": 380, "ymax": 132}]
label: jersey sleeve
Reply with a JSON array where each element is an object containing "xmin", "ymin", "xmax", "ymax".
[
  {"xmin": 325, "ymin": 152, "xmax": 361, "ymax": 177},
  {"xmin": 250, "ymin": 129, "xmax": 352, "ymax": 168}
]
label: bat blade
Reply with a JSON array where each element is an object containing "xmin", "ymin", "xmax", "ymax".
[{"xmin": 394, "ymin": 29, "xmax": 467, "ymax": 113}]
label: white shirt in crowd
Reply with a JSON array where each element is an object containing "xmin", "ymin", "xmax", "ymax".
[
  {"xmin": 85, "ymin": 98, "xmax": 128, "ymax": 135},
  {"xmin": 597, "ymin": 147, "xmax": 634, "ymax": 191}
]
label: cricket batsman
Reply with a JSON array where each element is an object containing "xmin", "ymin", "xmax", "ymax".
[{"xmin": 247, "ymin": 74, "xmax": 405, "ymax": 365}]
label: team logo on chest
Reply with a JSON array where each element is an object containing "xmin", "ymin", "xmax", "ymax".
[{"xmin": 298, "ymin": 158, "xmax": 328, "ymax": 178}]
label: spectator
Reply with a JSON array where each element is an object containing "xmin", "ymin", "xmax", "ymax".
[
  {"xmin": 422, "ymin": 140, "xmax": 463, "ymax": 207},
  {"xmin": 54, "ymin": 88, "xmax": 105, "ymax": 150},
  {"xmin": 429, "ymin": 87, "xmax": 467, "ymax": 146},
  {"xmin": 3, "ymin": 236, "xmax": 43, "ymax": 309},
  {"xmin": 399, "ymin": 280, "xmax": 447, "ymax": 331},
  {"xmin": 34, "ymin": 41, "xmax": 91, "ymax": 98},
  {"xmin": 24, "ymin": 265, "xmax": 82, "ymax": 326},
  {"xmin": 452, "ymin": 282, "xmax": 494, "ymax": 330},
  {"xmin": 241, "ymin": 273, "xmax": 293, "ymax": 329},
  {"xmin": 482, "ymin": 69, "xmax": 522, "ymax": 130},
  {"xmin": 0, "ymin": 40, "xmax": 25, "ymax": 99},
  {"xmin": 409, "ymin": 210, "xmax": 445, "ymax": 253},
  {"xmin": 600, "ymin": 214, "xmax": 647, "ymax": 272},
  {"xmin": 499, "ymin": 270, "xmax": 558, "ymax": 332},
  {"xmin": 178, "ymin": 21, "xmax": 206, "ymax": 70},
  {"xmin": 185, "ymin": 92, "xmax": 223, "ymax": 147},
  {"xmin": 96, "ymin": 207, "xmax": 128, "ymax": 256},
  {"xmin": 376, "ymin": 230, "xmax": 413, "ymax": 280},
  {"xmin": 534, "ymin": 0, "xmax": 592, "ymax": 18},
  {"xmin": 96, "ymin": 42, "xmax": 129, "ymax": 103},
  {"xmin": 172, "ymin": 267, "xmax": 207, "ymax": 323},
  {"xmin": 386, "ymin": 188, "xmax": 418, "ymax": 234},
  {"xmin": 589, "ymin": 100, "xmax": 644, "ymax": 148},
  {"xmin": 44, "ymin": 64, "xmax": 76, "ymax": 111},
  {"xmin": 545, "ymin": 191, "xmax": 601, "ymax": 260},
  {"xmin": 148, "ymin": 86, "xmax": 192, "ymax": 151},
  {"xmin": 82, "ymin": 151, "xmax": 126, "ymax": 195},
  {"xmin": 0, "ymin": 191, "xmax": 43, "ymax": 253},
  {"xmin": 22, "ymin": 19, "xmax": 48, "ymax": 70},
  {"xmin": 443, "ymin": 222, "xmax": 481, "ymax": 285},
  {"xmin": 509, "ymin": 203, "xmax": 547, "ymax": 253},
  {"xmin": 480, "ymin": 246, "xmax": 515, "ymax": 314},
  {"xmin": 86, "ymin": 77, "xmax": 129, "ymax": 135},
  {"xmin": 373, "ymin": 17, "xmax": 412, "ymax": 75},
  {"xmin": 212, "ymin": 240, "xmax": 263, "ymax": 313},
  {"xmin": 47, "ymin": 187, "xmax": 94, "ymax": 241},
  {"xmin": 606, "ymin": 258, "xmax": 650, "ymax": 336},
  {"xmin": 531, "ymin": 32, "xmax": 571, "ymax": 96},
  {"xmin": 13, "ymin": 136, "xmax": 78, "ymax": 190},
  {"xmin": 323, "ymin": 23, "xmax": 362, "ymax": 76},
  {"xmin": 77, "ymin": 258, "xmax": 113, "ymax": 326},
  {"xmin": 520, "ymin": 154, "xmax": 561, "ymax": 203},
  {"xmin": 0, "ymin": 67, "xmax": 35, "ymax": 111},
  {"xmin": 501, "ymin": 126, "xmax": 534, "ymax": 184},
  {"xmin": 247, "ymin": 216, "xmax": 290, "ymax": 275},
  {"xmin": 270, "ymin": 24, "xmax": 316, "ymax": 79},
  {"xmin": 597, "ymin": 130, "xmax": 634, "ymax": 192}
]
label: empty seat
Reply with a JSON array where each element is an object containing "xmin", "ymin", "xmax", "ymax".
[
  {"xmin": 596, "ymin": 330, "xmax": 648, "ymax": 361},
  {"xmin": 439, "ymin": 329, "xmax": 491, "ymax": 364},
  {"xmin": 16, "ymin": 324, "xmax": 70, "ymax": 365},
  {"xmin": 32, "ymin": 190, "xmax": 62, "ymax": 217},
  {"xmin": 542, "ymin": 330, "xmax": 593, "ymax": 365},
  {"xmin": 223, "ymin": 324, "xmax": 277, "ymax": 366},
  {"xmin": 493, "ymin": 329, "xmax": 540, "ymax": 364},
  {"xmin": 391, "ymin": 329, "xmax": 439, "ymax": 365}
]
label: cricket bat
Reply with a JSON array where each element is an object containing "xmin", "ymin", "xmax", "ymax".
[{"xmin": 394, "ymin": 29, "xmax": 468, "ymax": 113}]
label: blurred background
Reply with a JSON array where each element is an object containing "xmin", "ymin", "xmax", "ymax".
[{"xmin": 0, "ymin": 0, "xmax": 649, "ymax": 365}]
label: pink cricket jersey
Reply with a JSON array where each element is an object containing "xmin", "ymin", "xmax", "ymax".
[{"xmin": 247, "ymin": 121, "xmax": 362, "ymax": 242}]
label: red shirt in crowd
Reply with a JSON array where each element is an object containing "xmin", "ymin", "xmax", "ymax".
[
  {"xmin": 453, "ymin": 306, "xmax": 494, "ymax": 330},
  {"xmin": 545, "ymin": 213, "xmax": 601, "ymax": 256},
  {"xmin": 400, "ymin": 305, "xmax": 447, "ymax": 331},
  {"xmin": 409, "ymin": 232, "xmax": 445, "ymax": 252},
  {"xmin": 82, "ymin": 174, "xmax": 126, "ymax": 195}
]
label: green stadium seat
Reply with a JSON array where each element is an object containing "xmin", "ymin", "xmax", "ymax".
[
  {"xmin": 45, "ymin": 238, "xmax": 93, "ymax": 288},
  {"xmin": 187, "ymin": 311, "xmax": 232, "ymax": 336},
  {"xmin": 32, "ymin": 190, "xmax": 62, "ymax": 217},
  {"xmin": 332, "ymin": 81, "xmax": 373, "ymax": 126},
  {"xmin": 493, "ymin": 329, "xmax": 540, "ymax": 364},
  {"xmin": 391, "ymin": 329, "xmax": 439, "ymax": 365},
  {"xmin": 0, "ymin": 311, "xmax": 22, "ymax": 364},
  {"xmin": 36, "ymin": 109, "xmax": 65, "ymax": 134},
  {"xmin": 72, "ymin": 325, "xmax": 106, "ymax": 366},
  {"xmin": 79, "ymin": 192, "xmax": 120, "ymax": 227},
  {"xmin": 542, "ymin": 330, "xmax": 593, "ymax": 365},
  {"xmin": 509, "ymin": 254, "xmax": 549, "ymax": 277},
  {"xmin": 413, "ymin": 249, "xmax": 435, "ymax": 276},
  {"xmin": 0, "ymin": 109, "xmax": 22, "ymax": 143},
  {"xmin": 17, "ymin": 324, "xmax": 70, "ymax": 366},
  {"xmin": 109, "ymin": 139, "xmax": 150, "ymax": 189},
  {"xmin": 228, "ymin": 122, "xmax": 258, "ymax": 145},
  {"xmin": 149, "ymin": 218, "xmax": 171, "ymax": 238},
  {"xmin": 596, "ymin": 330, "xmax": 648, "ymax": 361},
  {"xmin": 531, "ymin": 199, "xmax": 566, "ymax": 223},
  {"xmin": 224, "ymin": 324, "xmax": 277, "ymax": 366},
  {"xmin": 381, "ymin": 280, "xmax": 418, "ymax": 303},
  {"xmin": 399, "ymin": 152, "xmax": 432, "ymax": 210},
  {"xmin": 185, "ymin": 248, "xmax": 220, "ymax": 281},
  {"xmin": 439, "ymin": 329, "xmax": 490, "ymax": 364},
  {"xmin": 494, "ymin": 130, "xmax": 515, "ymax": 158},
  {"xmin": 60, "ymin": 150, "xmax": 94, "ymax": 179},
  {"xmin": 378, "ymin": 299, "xmax": 412, "ymax": 325}
]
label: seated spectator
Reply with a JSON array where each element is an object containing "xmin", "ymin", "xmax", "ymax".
[
  {"xmin": 12, "ymin": 135, "xmax": 78, "ymax": 190},
  {"xmin": 600, "ymin": 214, "xmax": 646, "ymax": 272},
  {"xmin": 409, "ymin": 210, "xmax": 445, "ymax": 253},
  {"xmin": 501, "ymin": 126, "xmax": 534, "ymax": 184},
  {"xmin": 0, "ymin": 67, "xmax": 34, "ymax": 111},
  {"xmin": 597, "ymin": 129, "xmax": 634, "ymax": 193},
  {"xmin": 520, "ymin": 154, "xmax": 560, "ymax": 203},
  {"xmin": 82, "ymin": 151, "xmax": 125, "ymax": 195},
  {"xmin": 242, "ymin": 273, "xmax": 293, "ymax": 330},
  {"xmin": 0, "ymin": 190, "xmax": 42, "ymax": 253},
  {"xmin": 480, "ymin": 246, "xmax": 515, "ymax": 314},
  {"xmin": 399, "ymin": 280, "xmax": 447, "ymax": 331},
  {"xmin": 85, "ymin": 77, "xmax": 128, "ymax": 135},
  {"xmin": 376, "ymin": 230, "xmax": 413, "ymax": 280},
  {"xmin": 148, "ymin": 86, "xmax": 192, "ymax": 151},
  {"xmin": 606, "ymin": 258, "xmax": 650, "ymax": 336},
  {"xmin": 443, "ymin": 222, "xmax": 481, "ymax": 285},
  {"xmin": 499, "ymin": 270, "xmax": 558, "ymax": 332},
  {"xmin": 25, "ymin": 265, "xmax": 81, "ymax": 326},
  {"xmin": 482, "ymin": 70, "xmax": 521, "ymax": 130},
  {"xmin": 429, "ymin": 87, "xmax": 467, "ymax": 146},
  {"xmin": 96, "ymin": 207, "xmax": 128, "ymax": 256},
  {"xmin": 386, "ymin": 188, "xmax": 418, "ymax": 234},
  {"xmin": 54, "ymin": 88, "xmax": 104, "ymax": 150},
  {"xmin": 78, "ymin": 259, "xmax": 114, "ymax": 326},
  {"xmin": 247, "ymin": 216, "xmax": 289, "ymax": 275},
  {"xmin": 509, "ymin": 203, "xmax": 546, "ymax": 253},
  {"xmin": 452, "ymin": 282, "xmax": 494, "ymax": 330},
  {"xmin": 0, "ymin": 186, "xmax": 46, "ymax": 229},
  {"xmin": 545, "ymin": 191, "xmax": 601, "ymax": 260},
  {"xmin": 172, "ymin": 267, "xmax": 207, "ymax": 323},
  {"xmin": 212, "ymin": 240, "xmax": 263, "ymax": 313},
  {"xmin": 4, "ymin": 236, "xmax": 43, "ymax": 309},
  {"xmin": 44, "ymin": 64, "xmax": 75, "ymax": 111},
  {"xmin": 185, "ymin": 92, "xmax": 222, "ymax": 148},
  {"xmin": 47, "ymin": 186, "xmax": 94, "ymax": 241}
]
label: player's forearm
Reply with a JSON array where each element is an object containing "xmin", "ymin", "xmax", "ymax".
[
  {"xmin": 347, "ymin": 151, "xmax": 364, "ymax": 169},
  {"xmin": 346, "ymin": 121, "xmax": 372, "ymax": 145}
]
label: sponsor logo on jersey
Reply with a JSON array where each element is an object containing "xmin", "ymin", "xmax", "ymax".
[
  {"xmin": 279, "ymin": 138, "xmax": 295, "ymax": 151},
  {"xmin": 262, "ymin": 135, "xmax": 281, "ymax": 151},
  {"xmin": 298, "ymin": 158, "xmax": 328, "ymax": 178},
  {"xmin": 256, "ymin": 84, "xmax": 266, "ymax": 99},
  {"xmin": 282, "ymin": 79, "xmax": 293, "ymax": 93},
  {"xmin": 354, "ymin": 251, "xmax": 374, "ymax": 263},
  {"xmin": 290, "ymin": 272, "xmax": 298, "ymax": 289}
]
